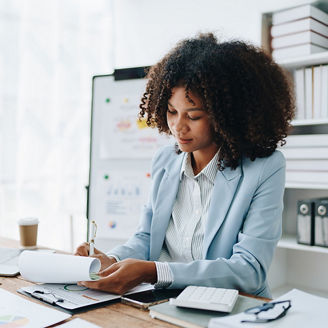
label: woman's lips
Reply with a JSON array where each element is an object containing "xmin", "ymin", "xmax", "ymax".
[{"xmin": 178, "ymin": 138, "xmax": 192, "ymax": 144}]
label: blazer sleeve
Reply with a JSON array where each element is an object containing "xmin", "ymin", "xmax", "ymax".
[{"xmin": 166, "ymin": 152, "xmax": 285, "ymax": 296}]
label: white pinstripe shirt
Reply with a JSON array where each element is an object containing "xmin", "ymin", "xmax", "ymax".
[{"xmin": 155, "ymin": 151, "xmax": 219, "ymax": 288}]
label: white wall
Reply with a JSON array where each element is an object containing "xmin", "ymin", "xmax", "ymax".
[{"xmin": 112, "ymin": 0, "xmax": 313, "ymax": 68}]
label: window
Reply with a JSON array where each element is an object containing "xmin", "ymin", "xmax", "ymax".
[{"xmin": 0, "ymin": 0, "xmax": 113, "ymax": 251}]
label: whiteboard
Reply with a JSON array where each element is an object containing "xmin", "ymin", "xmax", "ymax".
[{"xmin": 88, "ymin": 71, "xmax": 170, "ymax": 251}]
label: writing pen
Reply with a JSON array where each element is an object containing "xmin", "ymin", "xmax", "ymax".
[{"xmin": 89, "ymin": 220, "xmax": 97, "ymax": 256}]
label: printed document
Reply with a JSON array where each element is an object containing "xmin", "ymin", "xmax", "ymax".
[
  {"xmin": 209, "ymin": 289, "xmax": 328, "ymax": 328},
  {"xmin": 19, "ymin": 251, "xmax": 100, "ymax": 283},
  {"xmin": 56, "ymin": 318, "xmax": 101, "ymax": 327},
  {"xmin": 0, "ymin": 288, "xmax": 70, "ymax": 327}
]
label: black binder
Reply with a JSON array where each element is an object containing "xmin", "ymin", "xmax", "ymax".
[
  {"xmin": 297, "ymin": 199, "xmax": 315, "ymax": 245},
  {"xmin": 314, "ymin": 199, "xmax": 328, "ymax": 247}
]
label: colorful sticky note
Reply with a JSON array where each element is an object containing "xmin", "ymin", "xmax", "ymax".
[{"xmin": 136, "ymin": 118, "xmax": 148, "ymax": 129}]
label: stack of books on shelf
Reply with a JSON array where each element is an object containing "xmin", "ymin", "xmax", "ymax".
[
  {"xmin": 271, "ymin": 4, "xmax": 328, "ymax": 60},
  {"xmin": 279, "ymin": 134, "xmax": 328, "ymax": 188},
  {"xmin": 294, "ymin": 64, "xmax": 328, "ymax": 120}
]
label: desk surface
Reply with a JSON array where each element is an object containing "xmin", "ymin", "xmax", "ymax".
[{"xmin": 0, "ymin": 237, "xmax": 269, "ymax": 328}]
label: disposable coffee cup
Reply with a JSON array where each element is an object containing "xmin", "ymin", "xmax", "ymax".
[{"xmin": 18, "ymin": 217, "xmax": 39, "ymax": 249}]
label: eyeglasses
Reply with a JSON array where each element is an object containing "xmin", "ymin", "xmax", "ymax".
[{"xmin": 241, "ymin": 300, "xmax": 291, "ymax": 323}]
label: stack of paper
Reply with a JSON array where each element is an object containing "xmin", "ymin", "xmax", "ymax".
[
  {"xmin": 18, "ymin": 251, "xmax": 101, "ymax": 283},
  {"xmin": 208, "ymin": 289, "xmax": 328, "ymax": 328},
  {"xmin": 279, "ymin": 134, "xmax": 328, "ymax": 188},
  {"xmin": 57, "ymin": 318, "xmax": 101, "ymax": 327},
  {"xmin": 271, "ymin": 5, "xmax": 328, "ymax": 60}
]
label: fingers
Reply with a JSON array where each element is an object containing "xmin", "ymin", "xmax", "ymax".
[
  {"xmin": 74, "ymin": 242, "xmax": 89, "ymax": 256},
  {"xmin": 78, "ymin": 260, "xmax": 144, "ymax": 294},
  {"xmin": 98, "ymin": 262, "xmax": 120, "ymax": 277},
  {"xmin": 78, "ymin": 280, "xmax": 98, "ymax": 289},
  {"xmin": 93, "ymin": 247, "xmax": 103, "ymax": 255},
  {"xmin": 74, "ymin": 242, "xmax": 105, "ymax": 257},
  {"xmin": 78, "ymin": 274, "xmax": 122, "ymax": 294},
  {"xmin": 74, "ymin": 242, "xmax": 104, "ymax": 257}
]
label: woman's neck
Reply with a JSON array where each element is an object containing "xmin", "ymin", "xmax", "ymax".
[{"xmin": 191, "ymin": 144, "xmax": 219, "ymax": 175}]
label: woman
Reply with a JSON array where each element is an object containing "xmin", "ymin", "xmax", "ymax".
[{"xmin": 75, "ymin": 33, "xmax": 294, "ymax": 298}]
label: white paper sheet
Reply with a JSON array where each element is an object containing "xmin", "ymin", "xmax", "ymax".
[
  {"xmin": 0, "ymin": 288, "xmax": 70, "ymax": 328},
  {"xmin": 209, "ymin": 289, "xmax": 328, "ymax": 328},
  {"xmin": 56, "ymin": 318, "xmax": 101, "ymax": 328},
  {"xmin": 19, "ymin": 251, "xmax": 101, "ymax": 283}
]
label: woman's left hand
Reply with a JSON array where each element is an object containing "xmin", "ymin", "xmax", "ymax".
[{"xmin": 78, "ymin": 258, "xmax": 157, "ymax": 295}]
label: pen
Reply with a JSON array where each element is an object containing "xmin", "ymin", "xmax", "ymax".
[{"xmin": 89, "ymin": 220, "xmax": 97, "ymax": 256}]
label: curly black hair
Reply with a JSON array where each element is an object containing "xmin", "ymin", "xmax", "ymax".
[{"xmin": 139, "ymin": 33, "xmax": 295, "ymax": 170}]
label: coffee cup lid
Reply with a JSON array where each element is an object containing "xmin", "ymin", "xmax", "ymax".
[{"xmin": 18, "ymin": 217, "xmax": 39, "ymax": 226}]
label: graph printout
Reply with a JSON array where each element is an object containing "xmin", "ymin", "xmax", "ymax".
[
  {"xmin": 98, "ymin": 78, "xmax": 170, "ymax": 159},
  {"xmin": 0, "ymin": 288, "xmax": 70, "ymax": 327},
  {"xmin": 94, "ymin": 169, "xmax": 152, "ymax": 239}
]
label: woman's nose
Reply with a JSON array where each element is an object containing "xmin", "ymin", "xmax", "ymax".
[{"xmin": 175, "ymin": 117, "xmax": 187, "ymax": 133}]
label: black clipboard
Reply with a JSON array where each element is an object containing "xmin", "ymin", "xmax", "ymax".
[{"xmin": 17, "ymin": 288, "xmax": 120, "ymax": 315}]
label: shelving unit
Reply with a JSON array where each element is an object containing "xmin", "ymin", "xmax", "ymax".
[
  {"xmin": 278, "ymin": 234, "xmax": 328, "ymax": 254},
  {"xmin": 262, "ymin": 2, "xmax": 328, "ymax": 299},
  {"xmin": 269, "ymin": 188, "xmax": 328, "ymax": 298},
  {"xmin": 278, "ymin": 51, "xmax": 328, "ymax": 69},
  {"xmin": 292, "ymin": 118, "xmax": 328, "ymax": 126},
  {"xmin": 285, "ymin": 182, "xmax": 328, "ymax": 190}
]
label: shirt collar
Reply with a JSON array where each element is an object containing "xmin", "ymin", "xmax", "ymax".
[{"xmin": 180, "ymin": 150, "xmax": 219, "ymax": 183}]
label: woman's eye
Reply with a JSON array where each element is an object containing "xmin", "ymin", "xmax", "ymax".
[
  {"xmin": 188, "ymin": 116, "xmax": 201, "ymax": 121},
  {"xmin": 167, "ymin": 109, "xmax": 176, "ymax": 114}
]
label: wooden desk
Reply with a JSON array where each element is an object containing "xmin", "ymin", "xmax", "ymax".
[{"xmin": 0, "ymin": 237, "xmax": 269, "ymax": 328}]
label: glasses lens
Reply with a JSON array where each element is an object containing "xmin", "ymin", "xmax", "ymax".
[
  {"xmin": 242, "ymin": 301, "xmax": 291, "ymax": 323},
  {"xmin": 244, "ymin": 307, "xmax": 260, "ymax": 315}
]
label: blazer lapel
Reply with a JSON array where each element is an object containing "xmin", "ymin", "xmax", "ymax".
[
  {"xmin": 203, "ymin": 164, "xmax": 243, "ymax": 256},
  {"xmin": 150, "ymin": 153, "xmax": 184, "ymax": 260}
]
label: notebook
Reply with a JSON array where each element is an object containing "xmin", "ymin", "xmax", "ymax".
[
  {"xmin": 0, "ymin": 247, "xmax": 22, "ymax": 276},
  {"xmin": 149, "ymin": 294, "xmax": 263, "ymax": 328},
  {"xmin": 0, "ymin": 247, "xmax": 57, "ymax": 277}
]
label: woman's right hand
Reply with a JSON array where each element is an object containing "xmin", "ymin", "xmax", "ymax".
[{"xmin": 74, "ymin": 242, "xmax": 117, "ymax": 271}]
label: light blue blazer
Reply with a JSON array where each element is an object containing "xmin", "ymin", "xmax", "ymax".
[{"xmin": 110, "ymin": 145, "xmax": 286, "ymax": 298}]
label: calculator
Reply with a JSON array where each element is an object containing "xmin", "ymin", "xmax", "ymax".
[{"xmin": 169, "ymin": 286, "xmax": 239, "ymax": 312}]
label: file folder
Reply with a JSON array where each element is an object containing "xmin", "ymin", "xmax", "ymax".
[
  {"xmin": 314, "ymin": 199, "xmax": 328, "ymax": 247},
  {"xmin": 297, "ymin": 199, "xmax": 315, "ymax": 245}
]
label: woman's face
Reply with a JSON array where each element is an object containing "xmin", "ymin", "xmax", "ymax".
[{"xmin": 167, "ymin": 86, "xmax": 216, "ymax": 154}]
